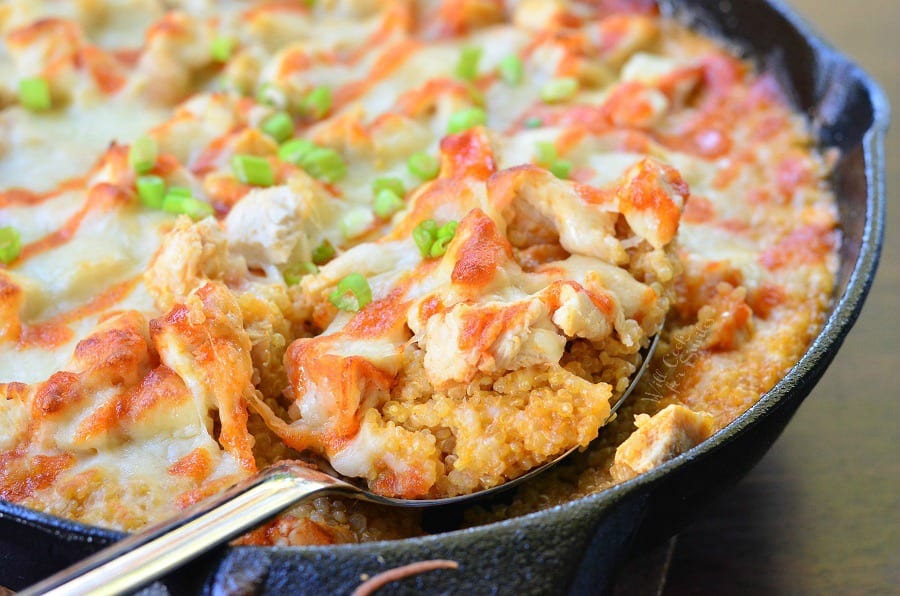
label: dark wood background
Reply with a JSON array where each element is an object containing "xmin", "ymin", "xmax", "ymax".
[{"xmin": 644, "ymin": 1, "xmax": 899, "ymax": 594}]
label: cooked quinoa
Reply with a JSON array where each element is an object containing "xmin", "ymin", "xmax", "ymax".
[{"xmin": 0, "ymin": 0, "xmax": 837, "ymax": 545}]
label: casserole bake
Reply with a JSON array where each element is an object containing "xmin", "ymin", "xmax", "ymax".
[{"xmin": 0, "ymin": 0, "xmax": 884, "ymax": 592}]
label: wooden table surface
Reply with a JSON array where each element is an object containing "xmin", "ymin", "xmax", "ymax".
[{"xmin": 639, "ymin": 1, "xmax": 900, "ymax": 594}]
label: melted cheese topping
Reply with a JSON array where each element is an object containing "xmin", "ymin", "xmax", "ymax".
[{"xmin": 0, "ymin": 0, "xmax": 837, "ymax": 540}]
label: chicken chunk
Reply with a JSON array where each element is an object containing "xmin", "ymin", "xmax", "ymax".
[
  {"xmin": 225, "ymin": 177, "xmax": 324, "ymax": 269},
  {"xmin": 420, "ymin": 298, "xmax": 566, "ymax": 388},
  {"xmin": 224, "ymin": 176, "xmax": 330, "ymax": 271},
  {"xmin": 144, "ymin": 216, "xmax": 245, "ymax": 310},
  {"xmin": 611, "ymin": 404, "xmax": 715, "ymax": 482}
]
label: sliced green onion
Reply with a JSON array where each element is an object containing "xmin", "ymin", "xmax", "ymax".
[
  {"xmin": 19, "ymin": 77, "xmax": 51, "ymax": 112},
  {"xmin": 447, "ymin": 107, "xmax": 487, "ymax": 134},
  {"xmin": 535, "ymin": 141, "xmax": 557, "ymax": 166},
  {"xmin": 256, "ymin": 82, "xmax": 285, "ymax": 108},
  {"xmin": 413, "ymin": 219, "xmax": 457, "ymax": 258},
  {"xmin": 373, "ymin": 189, "xmax": 404, "ymax": 219},
  {"xmin": 413, "ymin": 219, "xmax": 437, "ymax": 257},
  {"xmin": 282, "ymin": 261, "xmax": 317, "ymax": 286},
  {"xmin": 279, "ymin": 139, "xmax": 346, "ymax": 183},
  {"xmin": 231, "ymin": 154, "xmax": 275, "ymax": 186},
  {"xmin": 498, "ymin": 55, "xmax": 524, "ymax": 85},
  {"xmin": 311, "ymin": 239, "xmax": 335, "ymax": 265},
  {"xmin": 300, "ymin": 86, "xmax": 332, "ymax": 120},
  {"xmin": 166, "ymin": 186, "xmax": 193, "ymax": 198},
  {"xmin": 302, "ymin": 147, "xmax": 346, "ymax": 183},
  {"xmin": 430, "ymin": 235, "xmax": 452, "ymax": 257},
  {"xmin": 436, "ymin": 220, "xmax": 458, "ymax": 240},
  {"xmin": 328, "ymin": 273, "xmax": 372, "ymax": 312},
  {"xmin": 162, "ymin": 190, "xmax": 214, "ymax": 220},
  {"xmin": 532, "ymin": 141, "xmax": 572, "ymax": 178},
  {"xmin": 341, "ymin": 207, "xmax": 374, "ymax": 239},
  {"xmin": 372, "ymin": 177, "xmax": 405, "ymax": 197},
  {"xmin": 430, "ymin": 221, "xmax": 458, "ymax": 258},
  {"xmin": 0, "ymin": 227, "xmax": 22, "ymax": 264},
  {"xmin": 407, "ymin": 152, "xmax": 439, "ymax": 181},
  {"xmin": 278, "ymin": 138, "xmax": 317, "ymax": 164},
  {"xmin": 260, "ymin": 112, "xmax": 293, "ymax": 143},
  {"xmin": 210, "ymin": 36, "xmax": 234, "ymax": 63},
  {"xmin": 524, "ymin": 117, "xmax": 543, "ymax": 129},
  {"xmin": 550, "ymin": 159, "xmax": 573, "ymax": 179},
  {"xmin": 136, "ymin": 175, "xmax": 166, "ymax": 209},
  {"xmin": 540, "ymin": 77, "xmax": 579, "ymax": 103},
  {"xmin": 456, "ymin": 46, "xmax": 482, "ymax": 81},
  {"xmin": 129, "ymin": 135, "xmax": 158, "ymax": 174}
]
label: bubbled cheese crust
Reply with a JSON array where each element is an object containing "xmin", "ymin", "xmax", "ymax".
[{"xmin": 0, "ymin": 0, "xmax": 837, "ymax": 541}]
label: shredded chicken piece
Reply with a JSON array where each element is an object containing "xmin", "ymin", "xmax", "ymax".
[{"xmin": 224, "ymin": 175, "xmax": 330, "ymax": 270}]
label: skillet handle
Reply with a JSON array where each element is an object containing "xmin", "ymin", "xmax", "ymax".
[{"xmin": 19, "ymin": 463, "xmax": 356, "ymax": 596}]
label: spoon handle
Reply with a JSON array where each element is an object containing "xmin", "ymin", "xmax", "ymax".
[{"xmin": 20, "ymin": 463, "xmax": 356, "ymax": 596}]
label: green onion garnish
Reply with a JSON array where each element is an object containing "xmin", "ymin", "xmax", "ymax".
[
  {"xmin": 300, "ymin": 86, "xmax": 332, "ymax": 120},
  {"xmin": 282, "ymin": 261, "xmax": 317, "ymax": 286},
  {"xmin": 210, "ymin": 36, "xmax": 234, "ymax": 63},
  {"xmin": 540, "ymin": 77, "xmax": 579, "ymax": 103},
  {"xmin": 373, "ymin": 188, "xmax": 405, "ymax": 219},
  {"xmin": 341, "ymin": 207, "xmax": 375, "ymax": 239},
  {"xmin": 165, "ymin": 186, "xmax": 192, "ymax": 199},
  {"xmin": 437, "ymin": 220, "xmax": 458, "ymax": 239},
  {"xmin": 311, "ymin": 239, "xmax": 335, "ymax": 265},
  {"xmin": 279, "ymin": 140, "xmax": 346, "ymax": 183},
  {"xmin": 0, "ymin": 227, "xmax": 22, "ymax": 264},
  {"xmin": 413, "ymin": 219, "xmax": 458, "ymax": 258},
  {"xmin": 498, "ymin": 55, "xmax": 524, "ymax": 85},
  {"xmin": 534, "ymin": 141, "xmax": 572, "ymax": 179},
  {"xmin": 328, "ymin": 273, "xmax": 372, "ymax": 312},
  {"xmin": 413, "ymin": 219, "xmax": 437, "ymax": 257},
  {"xmin": 456, "ymin": 46, "xmax": 482, "ymax": 81},
  {"xmin": 260, "ymin": 112, "xmax": 293, "ymax": 143},
  {"xmin": 447, "ymin": 107, "xmax": 487, "ymax": 134},
  {"xmin": 407, "ymin": 152, "xmax": 439, "ymax": 181},
  {"xmin": 301, "ymin": 147, "xmax": 346, "ymax": 183},
  {"xmin": 129, "ymin": 135, "xmax": 158, "ymax": 174},
  {"xmin": 550, "ymin": 159, "xmax": 573, "ymax": 179},
  {"xmin": 136, "ymin": 175, "xmax": 166, "ymax": 209},
  {"xmin": 256, "ymin": 82, "xmax": 285, "ymax": 108},
  {"xmin": 535, "ymin": 141, "xmax": 557, "ymax": 166},
  {"xmin": 430, "ymin": 220, "xmax": 458, "ymax": 258},
  {"xmin": 524, "ymin": 117, "xmax": 543, "ymax": 129},
  {"xmin": 430, "ymin": 235, "xmax": 452, "ymax": 258},
  {"xmin": 231, "ymin": 154, "xmax": 275, "ymax": 186},
  {"xmin": 278, "ymin": 139, "xmax": 317, "ymax": 164},
  {"xmin": 162, "ymin": 189, "xmax": 214, "ymax": 220},
  {"xmin": 19, "ymin": 77, "xmax": 51, "ymax": 112},
  {"xmin": 372, "ymin": 177, "xmax": 405, "ymax": 197}
]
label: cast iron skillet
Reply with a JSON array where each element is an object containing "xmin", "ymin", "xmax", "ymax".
[{"xmin": 0, "ymin": 0, "xmax": 887, "ymax": 593}]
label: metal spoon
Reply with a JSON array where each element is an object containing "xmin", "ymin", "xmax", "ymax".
[{"xmin": 21, "ymin": 332, "xmax": 661, "ymax": 596}]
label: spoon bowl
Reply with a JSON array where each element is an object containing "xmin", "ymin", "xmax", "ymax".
[{"xmin": 20, "ymin": 332, "xmax": 662, "ymax": 596}]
